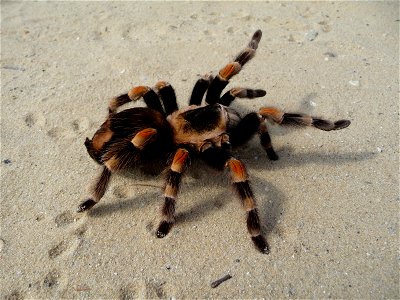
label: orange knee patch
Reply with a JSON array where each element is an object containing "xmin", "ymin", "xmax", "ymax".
[
  {"xmin": 259, "ymin": 107, "xmax": 284, "ymax": 123},
  {"xmin": 131, "ymin": 128, "xmax": 157, "ymax": 149},
  {"xmin": 219, "ymin": 62, "xmax": 241, "ymax": 80},
  {"xmin": 128, "ymin": 86, "xmax": 150, "ymax": 101},
  {"xmin": 171, "ymin": 149, "xmax": 189, "ymax": 173},
  {"xmin": 227, "ymin": 158, "xmax": 248, "ymax": 182},
  {"xmin": 155, "ymin": 81, "xmax": 169, "ymax": 90}
]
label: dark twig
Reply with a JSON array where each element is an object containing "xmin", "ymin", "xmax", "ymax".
[{"xmin": 211, "ymin": 274, "xmax": 232, "ymax": 288}]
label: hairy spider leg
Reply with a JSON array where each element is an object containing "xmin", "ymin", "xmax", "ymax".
[
  {"xmin": 155, "ymin": 81, "xmax": 179, "ymax": 115},
  {"xmin": 229, "ymin": 112, "xmax": 278, "ymax": 161},
  {"xmin": 77, "ymin": 128, "xmax": 158, "ymax": 213},
  {"xmin": 108, "ymin": 86, "xmax": 164, "ymax": 115},
  {"xmin": 200, "ymin": 138, "xmax": 269, "ymax": 254},
  {"xmin": 206, "ymin": 29, "xmax": 262, "ymax": 105},
  {"xmin": 77, "ymin": 166, "xmax": 112, "ymax": 212},
  {"xmin": 227, "ymin": 158, "xmax": 269, "ymax": 254},
  {"xmin": 189, "ymin": 74, "xmax": 213, "ymax": 105},
  {"xmin": 259, "ymin": 107, "xmax": 351, "ymax": 131},
  {"xmin": 198, "ymin": 142, "xmax": 269, "ymax": 254},
  {"xmin": 229, "ymin": 112, "xmax": 260, "ymax": 146},
  {"xmin": 259, "ymin": 120, "xmax": 279, "ymax": 161},
  {"xmin": 157, "ymin": 148, "xmax": 190, "ymax": 238},
  {"xmin": 101, "ymin": 128, "xmax": 158, "ymax": 171},
  {"xmin": 219, "ymin": 88, "xmax": 266, "ymax": 106}
]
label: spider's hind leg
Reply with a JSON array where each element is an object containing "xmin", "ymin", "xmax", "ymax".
[
  {"xmin": 189, "ymin": 74, "xmax": 213, "ymax": 106},
  {"xmin": 155, "ymin": 81, "xmax": 178, "ymax": 115},
  {"xmin": 77, "ymin": 128, "xmax": 158, "ymax": 212},
  {"xmin": 77, "ymin": 166, "xmax": 111, "ymax": 212},
  {"xmin": 156, "ymin": 148, "xmax": 190, "ymax": 238},
  {"xmin": 109, "ymin": 86, "xmax": 164, "ymax": 115}
]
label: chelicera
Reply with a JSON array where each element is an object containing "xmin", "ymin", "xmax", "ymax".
[{"xmin": 78, "ymin": 30, "xmax": 350, "ymax": 254}]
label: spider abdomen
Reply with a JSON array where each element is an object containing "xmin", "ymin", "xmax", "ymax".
[{"xmin": 85, "ymin": 107, "xmax": 174, "ymax": 164}]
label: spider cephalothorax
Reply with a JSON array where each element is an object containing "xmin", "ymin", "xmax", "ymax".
[{"xmin": 78, "ymin": 30, "xmax": 350, "ymax": 254}]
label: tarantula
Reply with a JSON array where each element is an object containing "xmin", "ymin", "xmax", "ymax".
[{"xmin": 77, "ymin": 30, "xmax": 350, "ymax": 254}]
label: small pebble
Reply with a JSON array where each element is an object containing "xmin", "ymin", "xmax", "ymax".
[
  {"xmin": 211, "ymin": 274, "xmax": 232, "ymax": 288},
  {"xmin": 2, "ymin": 65, "xmax": 26, "ymax": 71},
  {"xmin": 0, "ymin": 238, "xmax": 4, "ymax": 252},
  {"xmin": 376, "ymin": 147, "xmax": 383, "ymax": 153},
  {"xmin": 323, "ymin": 52, "xmax": 336, "ymax": 58},
  {"xmin": 305, "ymin": 29, "xmax": 318, "ymax": 41},
  {"xmin": 349, "ymin": 80, "xmax": 360, "ymax": 86}
]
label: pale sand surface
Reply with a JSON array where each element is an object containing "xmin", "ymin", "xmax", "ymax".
[{"xmin": 1, "ymin": 1, "xmax": 399, "ymax": 299}]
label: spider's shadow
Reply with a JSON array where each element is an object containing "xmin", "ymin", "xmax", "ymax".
[
  {"xmin": 88, "ymin": 191, "xmax": 160, "ymax": 219},
  {"xmin": 87, "ymin": 147, "xmax": 376, "ymax": 237},
  {"xmin": 237, "ymin": 145, "xmax": 376, "ymax": 172}
]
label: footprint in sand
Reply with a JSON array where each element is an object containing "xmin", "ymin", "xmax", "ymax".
[
  {"xmin": 3, "ymin": 290, "xmax": 24, "ymax": 300},
  {"xmin": 55, "ymin": 211, "xmax": 75, "ymax": 227},
  {"xmin": 119, "ymin": 284, "xmax": 136, "ymax": 300},
  {"xmin": 318, "ymin": 20, "xmax": 332, "ymax": 32},
  {"xmin": 119, "ymin": 279, "xmax": 167, "ymax": 300},
  {"xmin": 71, "ymin": 117, "xmax": 90, "ymax": 134},
  {"xmin": 49, "ymin": 211, "xmax": 88, "ymax": 259},
  {"xmin": 48, "ymin": 224, "xmax": 86, "ymax": 260},
  {"xmin": 27, "ymin": 268, "xmax": 67, "ymax": 298},
  {"xmin": 47, "ymin": 117, "xmax": 90, "ymax": 139},
  {"xmin": 47, "ymin": 127, "xmax": 75, "ymax": 140},
  {"xmin": 43, "ymin": 269, "xmax": 61, "ymax": 289},
  {"xmin": 48, "ymin": 240, "xmax": 69, "ymax": 260},
  {"xmin": 24, "ymin": 112, "xmax": 46, "ymax": 128}
]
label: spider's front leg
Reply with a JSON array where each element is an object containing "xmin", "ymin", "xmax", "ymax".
[
  {"xmin": 259, "ymin": 107, "xmax": 351, "ymax": 131},
  {"xmin": 156, "ymin": 148, "xmax": 190, "ymax": 238},
  {"xmin": 205, "ymin": 29, "xmax": 262, "ymax": 105},
  {"xmin": 201, "ymin": 144, "xmax": 269, "ymax": 254},
  {"xmin": 226, "ymin": 158, "xmax": 270, "ymax": 254}
]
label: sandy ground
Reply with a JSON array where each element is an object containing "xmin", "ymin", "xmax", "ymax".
[{"xmin": 1, "ymin": 1, "xmax": 399, "ymax": 299}]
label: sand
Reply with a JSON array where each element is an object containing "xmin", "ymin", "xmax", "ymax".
[{"xmin": 1, "ymin": 1, "xmax": 399, "ymax": 299}]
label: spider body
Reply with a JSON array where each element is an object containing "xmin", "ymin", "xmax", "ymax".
[
  {"xmin": 167, "ymin": 103, "xmax": 241, "ymax": 151},
  {"xmin": 78, "ymin": 30, "xmax": 350, "ymax": 254}
]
